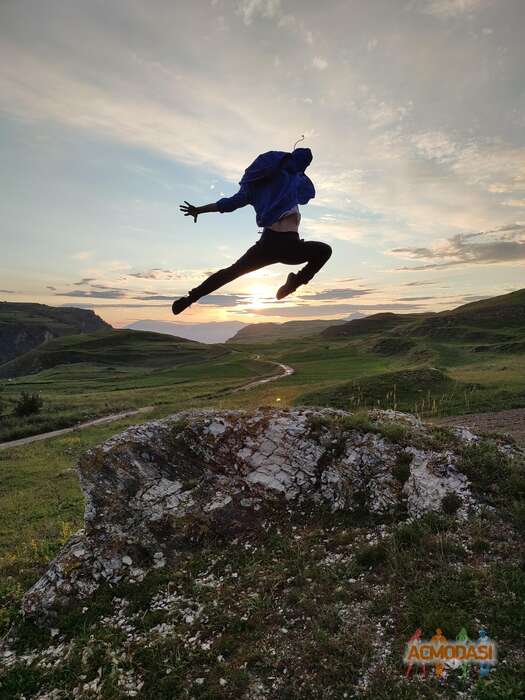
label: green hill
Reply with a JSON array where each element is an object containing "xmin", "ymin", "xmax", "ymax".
[
  {"xmin": 322, "ymin": 289, "xmax": 525, "ymax": 343},
  {"xmin": 322, "ymin": 312, "xmax": 432, "ymax": 339},
  {"xmin": 0, "ymin": 329, "xmax": 226, "ymax": 379},
  {"xmin": 412, "ymin": 288, "xmax": 525, "ymax": 338},
  {"xmin": 446, "ymin": 287, "xmax": 525, "ymax": 321},
  {"xmin": 0, "ymin": 301, "xmax": 111, "ymax": 365},
  {"xmin": 228, "ymin": 318, "xmax": 349, "ymax": 343},
  {"xmin": 297, "ymin": 367, "xmax": 476, "ymax": 414}
]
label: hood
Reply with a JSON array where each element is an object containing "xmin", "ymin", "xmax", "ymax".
[
  {"xmin": 239, "ymin": 147, "xmax": 313, "ymax": 185},
  {"xmin": 290, "ymin": 147, "xmax": 313, "ymax": 173}
]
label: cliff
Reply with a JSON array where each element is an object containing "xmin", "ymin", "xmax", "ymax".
[{"xmin": 0, "ymin": 302, "xmax": 111, "ymax": 365}]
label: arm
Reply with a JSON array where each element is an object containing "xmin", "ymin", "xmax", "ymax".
[
  {"xmin": 215, "ymin": 184, "xmax": 251, "ymax": 214},
  {"xmin": 179, "ymin": 200, "xmax": 219, "ymax": 223},
  {"xmin": 180, "ymin": 183, "xmax": 251, "ymax": 223}
]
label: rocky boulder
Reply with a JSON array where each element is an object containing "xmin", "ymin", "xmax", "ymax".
[{"xmin": 23, "ymin": 407, "xmax": 490, "ymax": 617}]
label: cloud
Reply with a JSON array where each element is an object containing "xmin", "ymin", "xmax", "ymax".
[
  {"xmin": 364, "ymin": 96, "xmax": 412, "ymax": 131},
  {"xmin": 391, "ymin": 224, "xmax": 525, "ymax": 270},
  {"xmin": 234, "ymin": 0, "xmax": 311, "ymax": 44},
  {"xmin": 503, "ymin": 199, "xmax": 525, "ymax": 208},
  {"xmin": 127, "ymin": 269, "xmax": 175, "ymax": 280},
  {"xmin": 74, "ymin": 277, "xmax": 96, "ymax": 286},
  {"xmin": 125, "ymin": 269, "xmax": 211, "ymax": 281},
  {"xmin": 55, "ymin": 289, "xmax": 128, "ymax": 299},
  {"xmin": 298, "ymin": 288, "xmax": 373, "ymax": 301},
  {"xmin": 403, "ymin": 280, "xmax": 439, "ymax": 287},
  {"xmin": 70, "ymin": 251, "xmax": 93, "ymax": 261},
  {"xmin": 459, "ymin": 294, "xmax": 491, "ymax": 302},
  {"xmin": 312, "ymin": 56, "xmax": 328, "ymax": 70},
  {"xmin": 72, "ymin": 303, "xmax": 168, "ymax": 308},
  {"xmin": 197, "ymin": 294, "xmax": 248, "ymax": 307},
  {"xmin": 417, "ymin": 0, "xmax": 486, "ymax": 18},
  {"xmin": 300, "ymin": 213, "xmax": 381, "ymax": 243},
  {"xmin": 411, "ymin": 131, "xmax": 457, "ymax": 163},
  {"xmin": 0, "ymin": 289, "xmax": 16, "ymax": 294},
  {"xmin": 232, "ymin": 301, "xmax": 424, "ymax": 317},
  {"xmin": 58, "ymin": 301, "xmax": 172, "ymax": 309},
  {"xmin": 129, "ymin": 292, "xmax": 250, "ymax": 307},
  {"xmin": 236, "ymin": 0, "xmax": 282, "ymax": 26},
  {"xmin": 46, "ymin": 285, "xmax": 57, "ymax": 291}
]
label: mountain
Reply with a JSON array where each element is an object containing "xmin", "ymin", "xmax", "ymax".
[
  {"xmin": 0, "ymin": 302, "xmax": 111, "ymax": 365},
  {"xmin": 321, "ymin": 312, "xmax": 431, "ymax": 339},
  {"xmin": 414, "ymin": 287, "xmax": 525, "ymax": 336},
  {"xmin": 322, "ymin": 289, "xmax": 525, "ymax": 341},
  {"xmin": 0, "ymin": 328, "xmax": 227, "ymax": 379},
  {"xmin": 228, "ymin": 316, "xmax": 361, "ymax": 343},
  {"xmin": 126, "ymin": 320, "xmax": 246, "ymax": 344}
]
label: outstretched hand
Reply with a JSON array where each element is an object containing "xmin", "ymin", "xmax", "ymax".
[{"xmin": 180, "ymin": 200, "xmax": 199, "ymax": 223}]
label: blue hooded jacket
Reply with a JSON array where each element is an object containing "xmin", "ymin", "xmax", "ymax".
[{"xmin": 215, "ymin": 148, "xmax": 315, "ymax": 228}]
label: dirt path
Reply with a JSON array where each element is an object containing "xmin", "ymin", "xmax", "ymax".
[
  {"xmin": 0, "ymin": 357, "xmax": 295, "ymax": 450},
  {"xmin": 431, "ymin": 407, "xmax": 525, "ymax": 445},
  {"xmin": 0, "ymin": 407, "xmax": 154, "ymax": 451},
  {"xmin": 231, "ymin": 358, "xmax": 295, "ymax": 393}
]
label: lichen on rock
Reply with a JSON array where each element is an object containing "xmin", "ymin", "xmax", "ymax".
[{"xmin": 22, "ymin": 407, "xmax": 508, "ymax": 618}]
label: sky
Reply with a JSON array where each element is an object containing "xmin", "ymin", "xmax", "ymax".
[{"xmin": 1, "ymin": 0, "xmax": 524, "ymax": 329}]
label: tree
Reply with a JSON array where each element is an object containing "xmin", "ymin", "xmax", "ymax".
[{"xmin": 13, "ymin": 391, "xmax": 44, "ymax": 417}]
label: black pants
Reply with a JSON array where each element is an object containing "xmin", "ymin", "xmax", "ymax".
[{"xmin": 189, "ymin": 229, "xmax": 332, "ymax": 300}]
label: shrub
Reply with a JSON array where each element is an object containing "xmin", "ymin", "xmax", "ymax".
[
  {"xmin": 392, "ymin": 451, "xmax": 412, "ymax": 483},
  {"xmin": 340, "ymin": 411, "xmax": 374, "ymax": 433},
  {"xmin": 13, "ymin": 392, "xmax": 44, "ymax": 417},
  {"xmin": 510, "ymin": 500, "xmax": 525, "ymax": 533},
  {"xmin": 457, "ymin": 440, "xmax": 510, "ymax": 491},
  {"xmin": 355, "ymin": 542, "xmax": 388, "ymax": 569},
  {"xmin": 377, "ymin": 421, "xmax": 410, "ymax": 444},
  {"xmin": 441, "ymin": 491, "xmax": 462, "ymax": 515},
  {"xmin": 393, "ymin": 521, "xmax": 426, "ymax": 550}
]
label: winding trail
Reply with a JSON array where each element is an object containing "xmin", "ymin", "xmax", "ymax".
[
  {"xmin": 0, "ymin": 356, "xmax": 295, "ymax": 450},
  {"xmin": 231, "ymin": 356, "xmax": 295, "ymax": 393},
  {"xmin": 0, "ymin": 407, "xmax": 154, "ymax": 451},
  {"xmin": 197, "ymin": 355, "xmax": 295, "ymax": 399}
]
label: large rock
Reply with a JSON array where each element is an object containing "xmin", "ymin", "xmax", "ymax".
[{"xmin": 23, "ymin": 407, "xmax": 485, "ymax": 617}]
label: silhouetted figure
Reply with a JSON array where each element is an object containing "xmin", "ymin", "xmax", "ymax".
[{"xmin": 172, "ymin": 145, "xmax": 332, "ymax": 314}]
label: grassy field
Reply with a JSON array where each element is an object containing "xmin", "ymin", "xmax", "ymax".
[
  {"xmin": 1, "ymin": 291, "xmax": 525, "ymax": 697},
  {"xmin": 0, "ymin": 331, "xmax": 280, "ymax": 443},
  {"xmin": 3, "ymin": 292, "xmax": 525, "ymax": 444},
  {"xmin": 224, "ymin": 335, "xmax": 525, "ymax": 418}
]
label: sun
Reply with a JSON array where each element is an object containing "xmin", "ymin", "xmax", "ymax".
[{"xmin": 245, "ymin": 283, "xmax": 274, "ymax": 309}]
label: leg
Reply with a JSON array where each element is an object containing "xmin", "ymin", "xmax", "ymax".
[
  {"xmin": 188, "ymin": 243, "xmax": 273, "ymax": 300},
  {"xmin": 292, "ymin": 240, "xmax": 332, "ymax": 285},
  {"xmin": 275, "ymin": 237, "xmax": 332, "ymax": 299},
  {"xmin": 173, "ymin": 241, "xmax": 275, "ymax": 314}
]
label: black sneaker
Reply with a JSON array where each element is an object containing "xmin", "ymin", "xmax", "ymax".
[
  {"xmin": 276, "ymin": 272, "xmax": 300, "ymax": 300},
  {"xmin": 172, "ymin": 295, "xmax": 193, "ymax": 315}
]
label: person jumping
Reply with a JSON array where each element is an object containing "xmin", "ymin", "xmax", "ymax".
[{"xmin": 172, "ymin": 143, "xmax": 332, "ymax": 315}]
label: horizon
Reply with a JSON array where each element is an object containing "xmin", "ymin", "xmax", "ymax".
[{"xmin": 1, "ymin": 0, "xmax": 524, "ymax": 328}]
